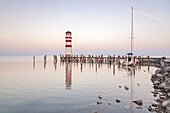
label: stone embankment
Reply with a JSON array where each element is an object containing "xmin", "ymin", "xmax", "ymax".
[{"xmin": 150, "ymin": 67, "xmax": 170, "ymax": 112}]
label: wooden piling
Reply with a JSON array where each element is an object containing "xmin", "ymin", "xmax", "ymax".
[
  {"xmin": 95, "ymin": 56, "xmax": 97, "ymax": 64},
  {"xmin": 133, "ymin": 56, "xmax": 136, "ymax": 66},
  {"xmin": 44, "ymin": 55, "xmax": 47, "ymax": 63},
  {"xmin": 33, "ymin": 56, "xmax": 35, "ymax": 63},
  {"xmin": 53, "ymin": 55, "xmax": 57, "ymax": 64},
  {"xmin": 118, "ymin": 55, "xmax": 120, "ymax": 64},
  {"xmin": 89, "ymin": 55, "xmax": 91, "ymax": 63},
  {"xmin": 61, "ymin": 55, "xmax": 64, "ymax": 62},
  {"xmin": 138, "ymin": 56, "xmax": 141, "ymax": 65},
  {"xmin": 98, "ymin": 56, "xmax": 100, "ymax": 63},
  {"xmin": 66, "ymin": 56, "xmax": 68, "ymax": 63},
  {"xmin": 76, "ymin": 55, "xmax": 79, "ymax": 62},
  {"xmin": 113, "ymin": 55, "xmax": 115, "ymax": 66},
  {"xmin": 122, "ymin": 55, "xmax": 124, "ymax": 60},
  {"xmin": 101, "ymin": 54, "xmax": 103, "ymax": 63},
  {"xmin": 147, "ymin": 56, "xmax": 150, "ymax": 65}
]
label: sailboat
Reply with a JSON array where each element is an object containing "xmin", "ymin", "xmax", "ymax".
[{"xmin": 122, "ymin": 7, "xmax": 135, "ymax": 66}]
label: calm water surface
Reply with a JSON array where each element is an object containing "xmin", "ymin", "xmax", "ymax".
[{"xmin": 0, "ymin": 56, "xmax": 157, "ymax": 113}]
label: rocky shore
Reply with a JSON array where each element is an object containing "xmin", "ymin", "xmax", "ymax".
[{"xmin": 150, "ymin": 67, "xmax": 170, "ymax": 112}]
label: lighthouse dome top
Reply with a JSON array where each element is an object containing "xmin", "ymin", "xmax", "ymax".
[{"xmin": 66, "ymin": 31, "xmax": 71, "ymax": 34}]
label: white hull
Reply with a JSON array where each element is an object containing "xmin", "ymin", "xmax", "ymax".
[{"xmin": 121, "ymin": 58, "xmax": 135, "ymax": 66}]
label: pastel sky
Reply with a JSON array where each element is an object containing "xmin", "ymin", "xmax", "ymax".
[{"xmin": 0, "ymin": 0, "xmax": 170, "ymax": 56}]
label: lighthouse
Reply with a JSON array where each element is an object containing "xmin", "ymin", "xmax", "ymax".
[{"xmin": 65, "ymin": 31, "xmax": 72, "ymax": 57}]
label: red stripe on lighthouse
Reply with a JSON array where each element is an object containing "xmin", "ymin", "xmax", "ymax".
[
  {"xmin": 66, "ymin": 40, "xmax": 71, "ymax": 42},
  {"xmin": 65, "ymin": 37, "xmax": 72, "ymax": 39},
  {"xmin": 66, "ymin": 45, "xmax": 72, "ymax": 47}
]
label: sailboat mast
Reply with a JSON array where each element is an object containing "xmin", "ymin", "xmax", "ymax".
[{"xmin": 131, "ymin": 7, "xmax": 133, "ymax": 54}]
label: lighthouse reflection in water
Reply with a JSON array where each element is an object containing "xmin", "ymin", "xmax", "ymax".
[{"xmin": 65, "ymin": 63, "xmax": 72, "ymax": 90}]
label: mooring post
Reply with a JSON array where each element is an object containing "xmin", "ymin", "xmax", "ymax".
[
  {"xmin": 92, "ymin": 55, "xmax": 94, "ymax": 63},
  {"xmin": 80, "ymin": 55, "xmax": 82, "ymax": 63},
  {"xmin": 133, "ymin": 56, "xmax": 136, "ymax": 66},
  {"xmin": 122, "ymin": 55, "xmax": 125, "ymax": 60},
  {"xmin": 33, "ymin": 56, "xmax": 35, "ymax": 63},
  {"xmin": 44, "ymin": 55, "xmax": 47, "ymax": 63},
  {"xmin": 53, "ymin": 55, "xmax": 57, "ymax": 64},
  {"xmin": 125, "ymin": 55, "xmax": 127, "ymax": 59},
  {"xmin": 66, "ymin": 56, "xmax": 68, "ymax": 63},
  {"xmin": 113, "ymin": 55, "xmax": 115, "ymax": 66},
  {"xmin": 63, "ymin": 55, "xmax": 65, "ymax": 62},
  {"xmin": 138, "ymin": 56, "xmax": 141, "ymax": 65},
  {"xmin": 147, "ymin": 56, "xmax": 150, "ymax": 65},
  {"xmin": 98, "ymin": 56, "xmax": 100, "ymax": 63},
  {"xmin": 118, "ymin": 55, "xmax": 120, "ymax": 64},
  {"xmin": 101, "ymin": 54, "xmax": 103, "ymax": 63},
  {"xmin": 89, "ymin": 55, "xmax": 91, "ymax": 63},
  {"xmin": 95, "ymin": 56, "xmax": 98, "ymax": 64},
  {"xmin": 110, "ymin": 56, "xmax": 112, "ymax": 64}
]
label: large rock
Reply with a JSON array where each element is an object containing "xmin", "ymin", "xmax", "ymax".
[
  {"xmin": 164, "ymin": 78, "xmax": 170, "ymax": 91},
  {"xmin": 153, "ymin": 81, "xmax": 160, "ymax": 85},
  {"xmin": 166, "ymin": 106, "xmax": 170, "ymax": 113},
  {"xmin": 166, "ymin": 78, "xmax": 170, "ymax": 86},
  {"xmin": 116, "ymin": 99, "xmax": 121, "ymax": 103},
  {"xmin": 133, "ymin": 100, "xmax": 143, "ymax": 106},
  {"xmin": 168, "ymin": 92, "xmax": 170, "ymax": 97},
  {"xmin": 151, "ymin": 74, "xmax": 165, "ymax": 83},
  {"xmin": 165, "ymin": 67, "xmax": 170, "ymax": 72},
  {"xmin": 163, "ymin": 72, "xmax": 169, "ymax": 76},
  {"xmin": 97, "ymin": 101, "xmax": 103, "ymax": 104},
  {"xmin": 148, "ymin": 105, "xmax": 154, "ymax": 112},
  {"xmin": 162, "ymin": 99, "xmax": 170, "ymax": 108},
  {"xmin": 155, "ymin": 68, "xmax": 164, "ymax": 74}
]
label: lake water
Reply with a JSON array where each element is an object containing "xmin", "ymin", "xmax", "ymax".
[{"xmin": 0, "ymin": 56, "xmax": 157, "ymax": 113}]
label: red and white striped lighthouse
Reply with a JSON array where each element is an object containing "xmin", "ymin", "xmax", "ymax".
[{"xmin": 65, "ymin": 31, "xmax": 72, "ymax": 57}]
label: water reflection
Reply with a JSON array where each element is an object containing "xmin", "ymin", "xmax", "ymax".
[
  {"xmin": 148, "ymin": 65, "xmax": 150, "ymax": 72},
  {"xmin": 80, "ymin": 63, "xmax": 83, "ymax": 72},
  {"xmin": 123, "ymin": 66, "xmax": 135, "ymax": 113},
  {"xmin": 95, "ymin": 63, "xmax": 97, "ymax": 72},
  {"xmin": 0, "ymin": 56, "xmax": 157, "ymax": 113},
  {"xmin": 54, "ymin": 62, "xmax": 57, "ymax": 70},
  {"xmin": 65, "ymin": 63, "xmax": 72, "ymax": 90},
  {"xmin": 113, "ymin": 65, "xmax": 115, "ymax": 75},
  {"xmin": 44, "ymin": 62, "xmax": 46, "ymax": 69},
  {"xmin": 33, "ymin": 62, "xmax": 35, "ymax": 69}
]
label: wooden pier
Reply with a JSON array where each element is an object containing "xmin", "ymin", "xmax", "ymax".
[{"xmin": 58, "ymin": 54, "xmax": 166, "ymax": 66}]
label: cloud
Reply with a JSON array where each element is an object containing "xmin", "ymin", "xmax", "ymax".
[{"xmin": 135, "ymin": 11, "xmax": 170, "ymax": 25}]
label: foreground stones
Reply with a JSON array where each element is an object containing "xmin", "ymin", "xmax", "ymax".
[
  {"xmin": 124, "ymin": 86, "xmax": 129, "ymax": 90},
  {"xmin": 97, "ymin": 101, "xmax": 103, "ymax": 104},
  {"xmin": 150, "ymin": 66, "xmax": 170, "ymax": 112},
  {"xmin": 132, "ymin": 100, "xmax": 143, "ymax": 106},
  {"xmin": 98, "ymin": 95, "xmax": 102, "ymax": 99},
  {"xmin": 116, "ymin": 99, "xmax": 121, "ymax": 103}
]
